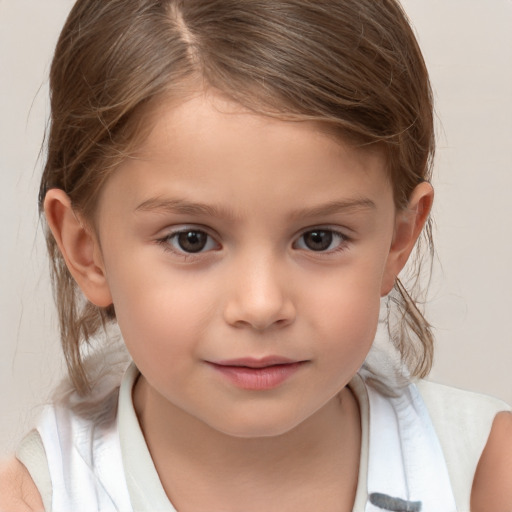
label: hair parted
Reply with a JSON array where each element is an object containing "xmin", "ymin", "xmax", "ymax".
[{"xmin": 40, "ymin": 0, "xmax": 435, "ymax": 394}]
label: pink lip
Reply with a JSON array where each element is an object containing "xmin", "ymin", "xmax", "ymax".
[{"xmin": 207, "ymin": 357, "xmax": 307, "ymax": 390}]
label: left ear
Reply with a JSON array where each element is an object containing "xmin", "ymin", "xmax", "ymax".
[{"xmin": 381, "ymin": 181, "xmax": 434, "ymax": 296}]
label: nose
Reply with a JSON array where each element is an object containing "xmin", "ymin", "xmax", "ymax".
[{"xmin": 223, "ymin": 253, "xmax": 296, "ymax": 331}]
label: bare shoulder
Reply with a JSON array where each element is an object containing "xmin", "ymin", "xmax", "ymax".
[
  {"xmin": 472, "ymin": 411, "xmax": 512, "ymax": 512},
  {"xmin": 0, "ymin": 457, "xmax": 44, "ymax": 512}
]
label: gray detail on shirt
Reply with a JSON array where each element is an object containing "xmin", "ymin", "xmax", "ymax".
[{"xmin": 369, "ymin": 492, "xmax": 421, "ymax": 511}]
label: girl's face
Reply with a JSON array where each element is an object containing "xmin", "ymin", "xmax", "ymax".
[{"xmin": 93, "ymin": 92, "xmax": 411, "ymax": 437}]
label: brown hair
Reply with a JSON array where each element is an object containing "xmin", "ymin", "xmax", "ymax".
[{"xmin": 40, "ymin": 0, "xmax": 435, "ymax": 394}]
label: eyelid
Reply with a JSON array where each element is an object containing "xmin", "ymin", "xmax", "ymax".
[
  {"xmin": 295, "ymin": 225, "xmax": 351, "ymax": 240},
  {"xmin": 157, "ymin": 223, "xmax": 220, "ymax": 240}
]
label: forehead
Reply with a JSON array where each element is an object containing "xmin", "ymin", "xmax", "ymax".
[
  {"xmin": 97, "ymin": 91, "xmax": 392, "ymax": 219},
  {"xmin": 139, "ymin": 91, "xmax": 386, "ymax": 169}
]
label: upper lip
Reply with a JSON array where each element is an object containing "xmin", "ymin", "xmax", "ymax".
[{"xmin": 210, "ymin": 356, "xmax": 303, "ymax": 368}]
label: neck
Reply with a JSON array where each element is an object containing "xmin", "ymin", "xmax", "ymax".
[{"xmin": 133, "ymin": 376, "xmax": 361, "ymax": 512}]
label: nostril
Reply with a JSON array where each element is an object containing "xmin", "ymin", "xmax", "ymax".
[
  {"xmin": 222, "ymin": 267, "xmax": 296, "ymax": 330},
  {"xmin": 274, "ymin": 317, "xmax": 292, "ymax": 328},
  {"xmin": 224, "ymin": 300, "xmax": 296, "ymax": 331}
]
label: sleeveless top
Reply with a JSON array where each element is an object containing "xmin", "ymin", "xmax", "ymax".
[{"xmin": 17, "ymin": 363, "xmax": 510, "ymax": 512}]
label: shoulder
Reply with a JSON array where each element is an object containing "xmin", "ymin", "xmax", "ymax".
[
  {"xmin": 417, "ymin": 379, "xmax": 510, "ymax": 439},
  {"xmin": 0, "ymin": 457, "xmax": 44, "ymax": 512},
  {"xmin": 471, "ymin": 411, "xmax": 512, "ymax": 511},
  {"xmin": 416, "ymin": 380, "xmax": 511, "ymax": 509},
  {"xmin": 417, "ymin": 379, "xmax": 510, "ymax": 417}
]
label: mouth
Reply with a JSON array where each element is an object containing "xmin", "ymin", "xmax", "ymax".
[{"xmin": 206, "ymin": 357, "xmax": 308, "ymax": 390}]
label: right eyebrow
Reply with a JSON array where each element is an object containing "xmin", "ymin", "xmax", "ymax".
[{"xmin": 134, "ymin": 197, "xmax": 238, "ymax": 220}]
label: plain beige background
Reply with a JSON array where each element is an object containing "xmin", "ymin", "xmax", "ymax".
[{"xmin": 1, "ymin": 0, "xmax": 511, "ymax": 456}]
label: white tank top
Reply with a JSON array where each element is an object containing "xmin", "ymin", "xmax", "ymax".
[
  {"xmin": 36, "ymin": 397, "xmax": 132, "ymax": 512},
  {"xmin": 365, "ymin": 382, "xmax": 456, "ymax": 511},
  {"xmin": 34, "ymin": 364, "xmax": 460, "ymax": 512}
]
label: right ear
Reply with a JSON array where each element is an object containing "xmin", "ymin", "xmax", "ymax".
[{"xmin": 44, "ymin": 189, "xmax": 113, "ymax": 308}]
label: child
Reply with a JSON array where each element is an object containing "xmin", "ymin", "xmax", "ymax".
[{"xmin": 1, "ymin": 0, "xmax": 511, "ymax": 510}]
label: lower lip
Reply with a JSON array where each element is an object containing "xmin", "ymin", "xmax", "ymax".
[{"xmin": 209, "ymin": 362, "xmax": 304, "ymax": 390}]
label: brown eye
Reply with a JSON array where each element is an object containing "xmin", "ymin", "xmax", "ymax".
[
  {"xmin": 176, "ymin": 231, "xmax": 208, "ymax": 253},
  {"xmin": 158, "ymin": 228, "xmax": 220, "ymax": 256},
  {"xmin": 294, "ymin": 229, "xmax": 347, "ymax": 253},
  {"xmin": 302, "ymin": 230, "xmax": 333, "ymax": 251}
]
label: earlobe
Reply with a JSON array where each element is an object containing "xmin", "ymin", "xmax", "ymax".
[
  {"xmin": 381, "ymin": 182, "xmax": 434, "ymax": 296},
  {"xmin": 44, "ymin": 189, "xmax": 113, "ymax": 307}
]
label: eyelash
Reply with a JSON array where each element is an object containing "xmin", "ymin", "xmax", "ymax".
[{"xmin": 156, "ymin": 227, "xmax": 350, "ymax": 257}]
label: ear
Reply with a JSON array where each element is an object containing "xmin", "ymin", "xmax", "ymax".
[
  {"xmin": 44, "ymin": 189, "xmax": 113, "ymax": 307},
  {"xmin": 381, "ymin": 181, "xmax": 434, "ymax": 296}
]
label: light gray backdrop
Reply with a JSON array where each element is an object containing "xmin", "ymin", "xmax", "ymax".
[{"xmin": 1, "ymin": 0, "xmax": 511, "ymax": 455}]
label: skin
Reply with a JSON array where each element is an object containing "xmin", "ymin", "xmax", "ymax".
[
  {"xmin": 0, "ymin": 458, "xmax": 44, "ymax": 511},
  {"xmin": 1, "ymin": 92, "xmax": 510, "ymax": 510}
]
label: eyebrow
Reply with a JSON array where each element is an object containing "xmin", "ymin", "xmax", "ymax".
[
  {"xmin": 135, "ymin": 196, "xmax": 376, "ymax": 220},
  {"xmin": 289, "ymin": 198, "xmax": 376, "ymax": 219},
  {"xmin": 135, "ymin": 197, "xmax": 238, "ymax": 220}
]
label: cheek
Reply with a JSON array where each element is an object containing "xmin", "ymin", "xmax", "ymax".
[
  {"xmin": 104, "ymin": 254, "xmax": 214, "ymax": 362},
  {"xmin": 307, "ymin": 263, "xmax": 384, "ymax": 364},
  {"xmin": 320, "ymin": 287, "xmax": 381, "ymax": 349}
]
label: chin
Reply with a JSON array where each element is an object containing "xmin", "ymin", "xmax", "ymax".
[{"xmin": 210, "ymin": 412, "xmax": 306, "ymax": 439}]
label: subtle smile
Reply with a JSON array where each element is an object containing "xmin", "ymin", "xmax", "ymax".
[{"xmin": 207, "ymin": 357, "xmax": 308, "ymax": 390}]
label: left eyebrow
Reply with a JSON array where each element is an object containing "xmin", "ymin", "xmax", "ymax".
[{"xmin": 289, "ymin": 198, "xmax": 376, "ymax": 220}]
